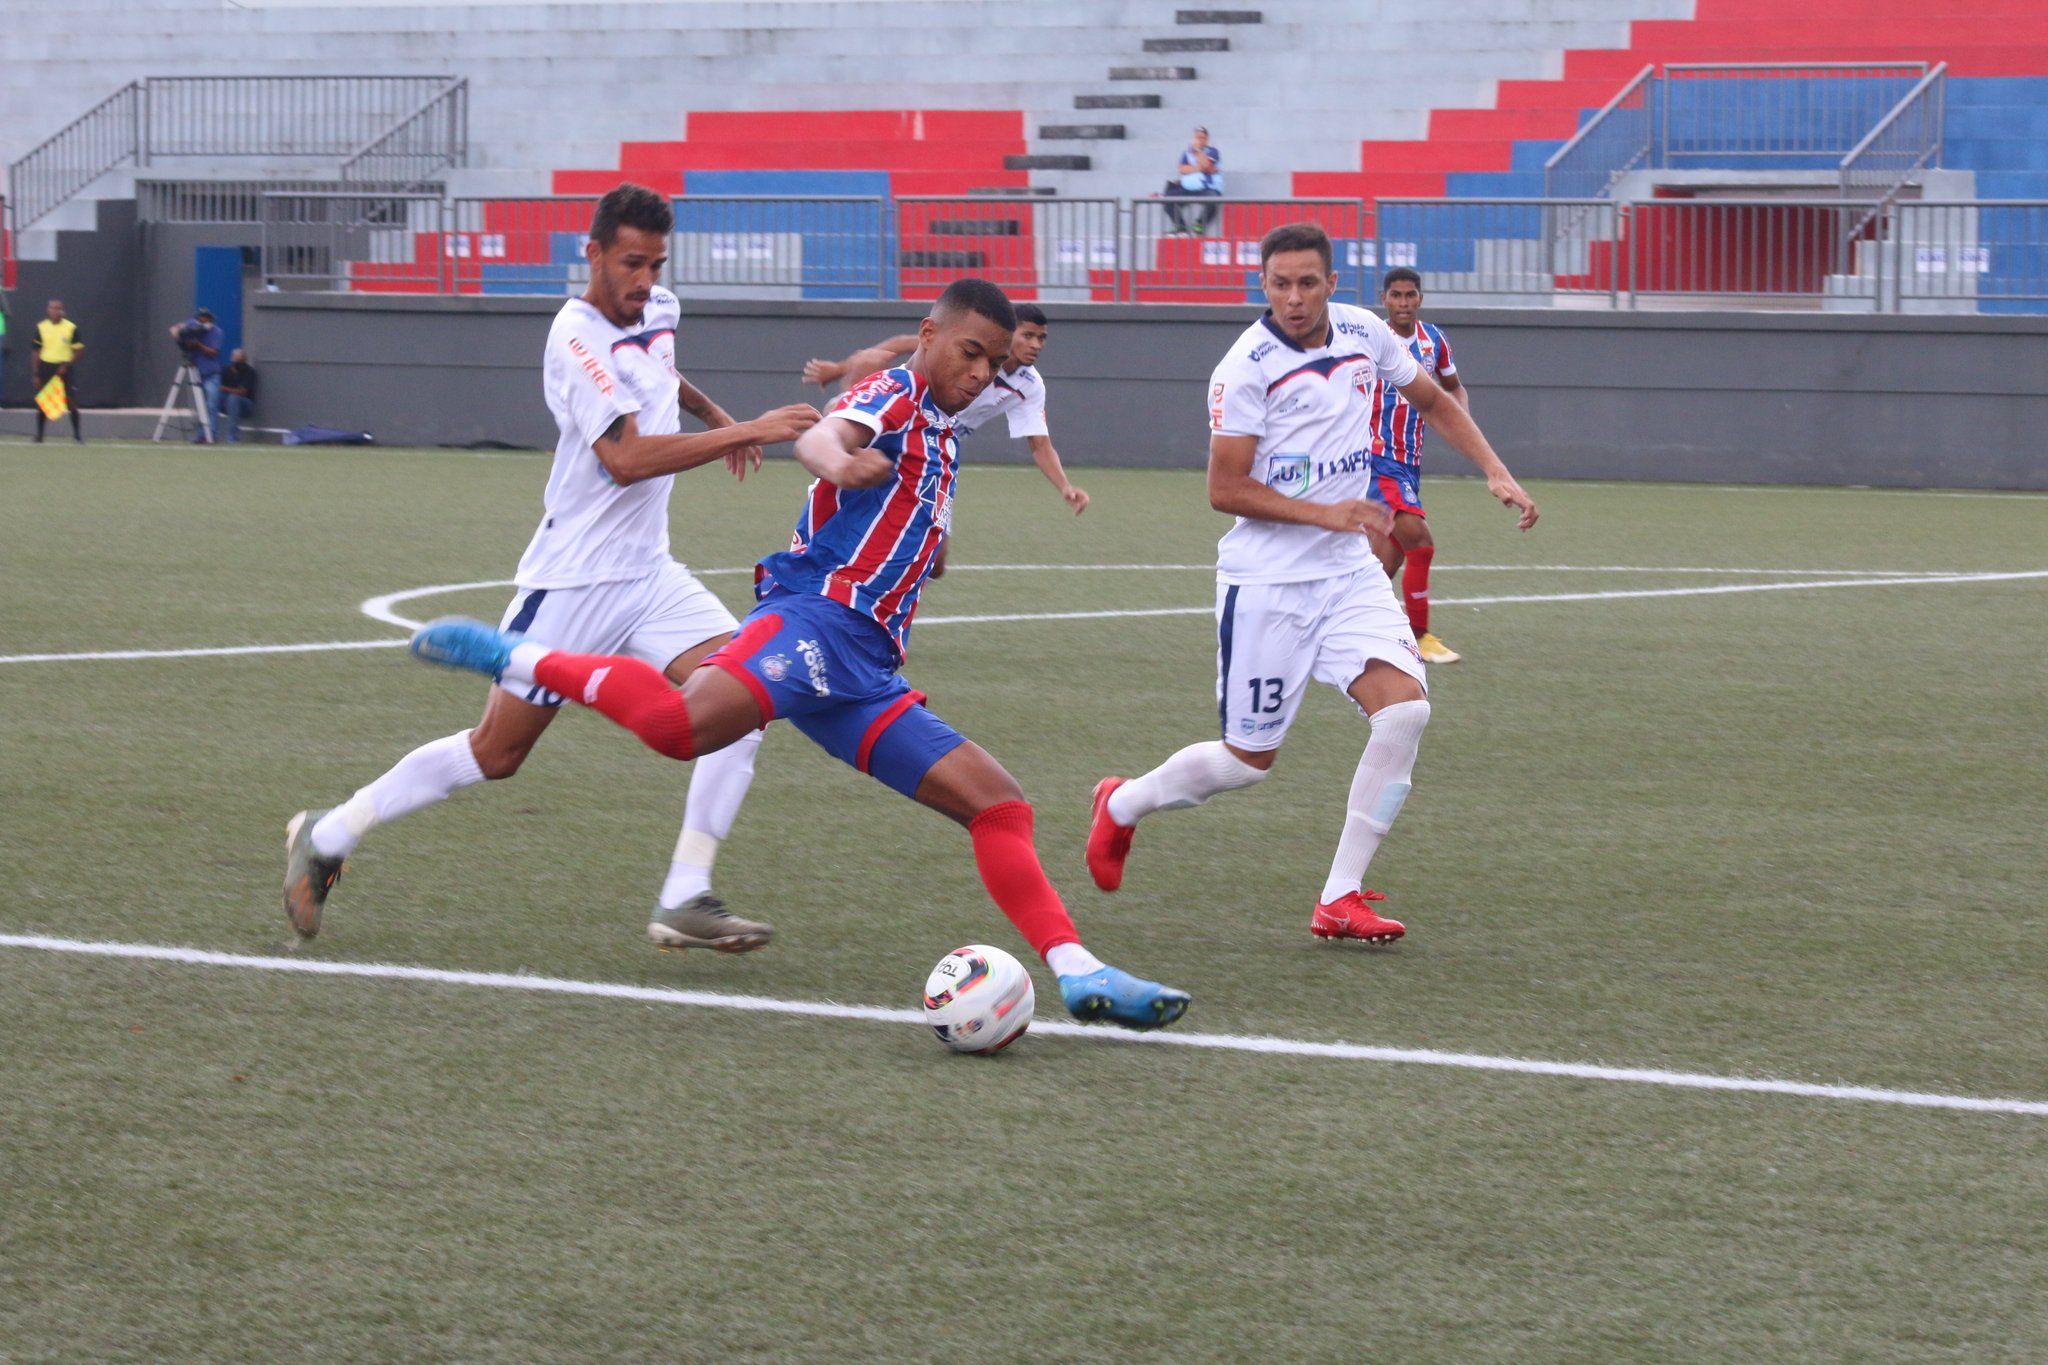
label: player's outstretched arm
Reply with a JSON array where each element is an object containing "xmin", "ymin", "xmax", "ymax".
[
  {"xmin": 1397, "ymin": 374, "xmax": 1537, "ymax": 530},
  {"xmin": 1026, "ymin": 435, "xmax": 1089, "ymax": 514},
  {"xmin": 593, "ymin": 405, "xmax": 821, "ymax": 486},
  {"xmin": 676, "ymin": 373, "xmax": 764, "ymax": 480},
  {"xmin": 1207, "ymin": 433, "xmax": 1392, "ymax": 537},
  {"xmin": 793, "ymin": 414, "xmax": 896, "ymax": 489},
  {"xmin": 801, "ymin": 334, "xmax": 920, "ymax": 390}
]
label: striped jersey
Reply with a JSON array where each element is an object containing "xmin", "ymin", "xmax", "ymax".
[
  {"xmin": 1372, "ymin": 320, "xmax": 1455, "ymax": 467},
  {"xmin": 758, "ymin": 366, "xmax": 958, "ymax": 659}
]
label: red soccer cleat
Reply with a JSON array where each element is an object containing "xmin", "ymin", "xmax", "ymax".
[
  {"xmin": 1311, "ymin": 889, "xmax": 1406, "ymax": 943},
  {"xmin": 1086, "ymin": 776, "xmax": 1135, "ymax": 891}
]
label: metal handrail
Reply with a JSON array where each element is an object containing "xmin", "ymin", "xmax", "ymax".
[
  {"xmin": 340, "ymin": 80, "xmax": 470, "ymax": 187},
  {"xmin": 6, "ymin": 82, "xmax": 143, "ymax": 233},
  {"xmin": 1841, "ymin": 62, "xmax": 1948, "ymax": 191},
  {"xmin": 1544, "ymin": 65, "xmax": 1656, "ymax": 200}
]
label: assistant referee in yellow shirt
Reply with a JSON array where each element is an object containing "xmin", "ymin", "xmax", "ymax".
[{"xmin": 35, "ymin": 297, "xmax": 84, "ymax": 443}]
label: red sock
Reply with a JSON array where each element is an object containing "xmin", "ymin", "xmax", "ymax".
[
  {"xmin": 1402, "ymin": 543, "xmax": 1434, "ymax": 636},
  {"xmin": 967, "ymin": 801, "xmax": 1080, "ymax": 959},
  {"xmin": 532, "ymin": 651, "xmax": 695, "ymax": 760}
]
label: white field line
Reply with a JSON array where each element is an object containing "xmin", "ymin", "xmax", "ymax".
[
  {"xmin": 4, "ymin": 566, "xmax": 2044, "ymax": 666},
  {"xmin": 3, "ymin": 933, "xmax": 2042, "ymax": 1117}
]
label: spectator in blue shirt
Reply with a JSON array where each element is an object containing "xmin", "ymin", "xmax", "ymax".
[
  {"xmin": 169, "ymin": 307, "xmax": 225, "ymax": 442},
  {"xmin": 1163, "ymin": 126, "xmax": 1223, "ymax": 236}
]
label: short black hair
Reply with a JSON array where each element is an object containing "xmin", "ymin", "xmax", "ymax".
[
  {"xmin": 932, "ymin": 277, "xmax": 1017, "ymax": 333},
  {"xmin": 1381, "ymin": 267, "xmax": 1423, "ymax": 292},
  {"xmin": 1260, "ymin": 222, "xmax": 1333, "ymax": 273},
  {"xmin": 1013, "ymin": 303, "xmax": 1048, "ymax": 328},
  {"xmin": 590, "ymin": 182, "xmax": 673, "ymax": 246}
]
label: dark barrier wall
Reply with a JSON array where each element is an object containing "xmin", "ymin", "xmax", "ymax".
[{"xmin": 246, "ymin": 293, "xmax": 2048, "ymax": 489}]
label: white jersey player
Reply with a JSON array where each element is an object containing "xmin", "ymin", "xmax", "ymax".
[
  {"xmin": 1086, "ymin": 222, "xmax": 1538, "ymax": 943},
  {"xmin": 801, "ymin": 302, "xmax": 1088, "ymax": 515},
  {"xmin": 284, "ymin": 184, "xmax": 820, "ymax": 949}
]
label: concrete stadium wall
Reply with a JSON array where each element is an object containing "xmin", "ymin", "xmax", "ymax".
[{"xmin": 240, "ymin": 294, "xmax": 2048, "ymax": 490}]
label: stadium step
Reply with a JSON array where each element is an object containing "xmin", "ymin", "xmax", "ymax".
[
  {"xmin": 1040, "ymin": 124, "xmax": 1127, "ymax": 140},
  {"xmin": 1076, "ymin": 93, "xmax": 1162, "ymax": 109},
  {"xmin": 1007, "ymin": 154, "xmax": 1093, "ymax": 170},
  {"xmin": 1110, "ymin": 66, "xmax": 1198, "ymax": 80},
  {"xmin": 1145, "ymin": 37, "xmax": 1228, "ymax": 52},
  {"xmin": 1176, "ymin": 9, "xmax": 1263, "ymax": 21}
]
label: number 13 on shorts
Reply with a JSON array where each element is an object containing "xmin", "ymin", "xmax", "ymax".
[{"xmin": 1215, "ymin": 582, "xmax": 1314, "ymax": 751}]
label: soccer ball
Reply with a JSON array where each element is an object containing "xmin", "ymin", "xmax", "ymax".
[{"xmin": 922, "ymin": 944, "xmax": 1035, "ymax": 1054}]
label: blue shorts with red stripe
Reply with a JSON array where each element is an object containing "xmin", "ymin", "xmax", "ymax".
[
  {"xmin": 1371, "ymin": 456, "xmax": 1426, "ymax": 518},
  {"xmin": 704, "ymin": 586, "xmax": 967, "ymax": 799}
]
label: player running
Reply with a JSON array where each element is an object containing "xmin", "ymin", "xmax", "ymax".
[
  {"xmin": 284, "ymin": 184, "xmax": 821, "ymax": 951},
  {"xmin": 1085, "ymin": 224, "xmax": 1538, "ymax": 944},
  {"xmin": 1369, "ymin": 267, "xmax": 1467, "ymax": 664},
  {"xmin": 406, "ymin": 278, "xmax": 1190, "ymax": 1032},
  {"xmin": 802, "ymin": 303, "xmax": 1089, "ymax": 515}
]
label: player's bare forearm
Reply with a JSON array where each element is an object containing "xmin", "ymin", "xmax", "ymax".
[
  {"xmin": 1407, "ymin": 384, "xmax": 1539, "ymax": 530},
  {"xmin": 597, "ymin": 405, "xmax": 819, "ymax": 485},
  {"xmin": 1028, "ymin": 435, "xmax": 1088, "ymax": 513},
  {"xmin": 794, "ymin": 416, "xmax": 894, "ymax": 489},
  {"xmin": 675, "ymin": 375, "xmax": 731, "ymax": 427}
]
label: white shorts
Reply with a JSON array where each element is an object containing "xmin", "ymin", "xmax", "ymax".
[
  {"xmin": 1216, "ymin": 566, "xmax": 1427, "ymax": 752},
  {"xmin": 496, "ymin": 561, "xmax": 739, "ymax": 707}
]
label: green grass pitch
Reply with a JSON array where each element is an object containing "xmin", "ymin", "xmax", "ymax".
[{"xmin": 2, "ymin": 440, "xmax": 2045, "ymax": 1362}]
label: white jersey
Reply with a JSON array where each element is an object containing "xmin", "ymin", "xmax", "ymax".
[
  {"xmin": 1207, "ymin": 303, "xmax": 1421, "ymax": 585},
  {"xmin": 515, "ymin": 288, "xmax": 686, "ymax": 590},
  {"xmin": 953, "ymin": 362, "xmax": 1050, "ymax": 440}
]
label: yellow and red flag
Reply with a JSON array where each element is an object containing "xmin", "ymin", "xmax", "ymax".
[{"xmin": 35, "ymin": 376, "xmax": 69, "ymax": 420}]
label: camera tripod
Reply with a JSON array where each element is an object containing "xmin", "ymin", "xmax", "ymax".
[{"xmin": 151, "ymin": 361, "xmax": 216, "ymax": 444}]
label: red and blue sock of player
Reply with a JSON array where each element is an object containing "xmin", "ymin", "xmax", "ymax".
[
  {"xmin": 1402, "ymin": 543, "xmax": 1433, "ymax": 637},
  {"xmin": 968, "ymin": 801, "xmax": 1081, "ymax": 959},
  {"xmin": 532, "ymin": 651, "xmax": 697, "ymax": 760}
]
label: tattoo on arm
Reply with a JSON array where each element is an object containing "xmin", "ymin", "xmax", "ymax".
[{"xmin": 602, "ymin": 415, "xmax": 626, "ymax": 444}]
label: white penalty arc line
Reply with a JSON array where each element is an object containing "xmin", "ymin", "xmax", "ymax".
[
  {"xmin": 3, "ymin": 933, "xmax": 2041, "ymax": 1117},
  {"xmin": 5, "ymin": 567, "xmax": 2046, "ymax": 666}
]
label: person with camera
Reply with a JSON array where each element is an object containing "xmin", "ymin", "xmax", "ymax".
[
  {"xmin": 217, "ymin": 349, "xmax": 258, "ymax": 443},
  {"xmin": 167, "ymin": 307, "xmax": 225, "ymax": 442},
  {"xmin": 34, "ymin": 298, "xmax": 85, "ymax": 444}
]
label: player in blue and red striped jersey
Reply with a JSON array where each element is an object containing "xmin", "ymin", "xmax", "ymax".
[
  {"xmin": 1369, "ymin": 268, "xmax": 1469, "ymax": 665},
  {"xmin": 405, "ymin": 278, "xmax": 1189, "ymax": 1033}
]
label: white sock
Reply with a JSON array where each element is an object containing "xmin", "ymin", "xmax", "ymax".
[
  {"xmin": 310, "ymin": 730, "xmax": 488, "ymax": 859},
  {"xmin": 1106, "ymin": 740, "xmax": 1266, "ymax": 826},
  {"xmin": 503, "ymin": 641, "xmax": 550, "ymax": 687},
  {"xmin": 1045, "ymin": 942, "xmax": 1106, "ymax": 978},
  {"xmin": 1320, "ymin": 700, "xmax": 1430, "ymax": 903},
  {"xmin": 658, "ymin": 728, "xmax": 762, "ymax": 909}
]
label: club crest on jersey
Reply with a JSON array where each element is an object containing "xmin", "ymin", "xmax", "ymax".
[
  {"xmin": 1266, "ymin": 452, "xmax": 1311, "ymax": 498},
  {"xmin": 1352, "ymin": 364, "xmax": 1374, "ymax": 397},
  {"xmin": 759, "ymin": 654, "xmax": 791, "ymax": 683}
]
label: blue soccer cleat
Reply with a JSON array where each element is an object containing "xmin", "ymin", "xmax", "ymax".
[
  {"xmin": 408, "ymin": 616, "xmax": 519, "ymax": 681},
  {"xmin": 1058, "ymin": 965, "xmax": 1191, "ymax": 1031}
]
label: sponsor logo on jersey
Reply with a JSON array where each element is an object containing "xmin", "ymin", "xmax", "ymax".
[
  {"xmin": 795, "ymin": 638, "xmax": 830, "ymax": 697},
  {"xmin": 1266, "ymin": 452, "xmax": 1311, "ymax": 498},
  {"xmin": 1314, "ymin": 449, "xmax": 1372, "ymax": 479},
  {"xmin": 1334, "ymin": 317, "xmax": 1371, "ymax": 338},
  {"xmin": 839, "ymin": 371, "xmax": 905, "ymax": 411},
  {"xmin": 566, "ymin": 337, "xmax": 615, "ymax": 397},
  {"xmin": 1249, "ymin": 341, "xmax": 1277, "ymax": 362}
]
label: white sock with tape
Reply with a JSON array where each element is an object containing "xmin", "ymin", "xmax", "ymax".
[
  {"xmin": 659, "ymin": 727, "xmax": 762, "ymax": 909},
  {"xmin": 1320, "ymin": 699, "xmax": 1429, "ymax": 903},
  {"xmin": 1106, "ymin": 740, "xmax": 1267, "ymax": 826}
]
